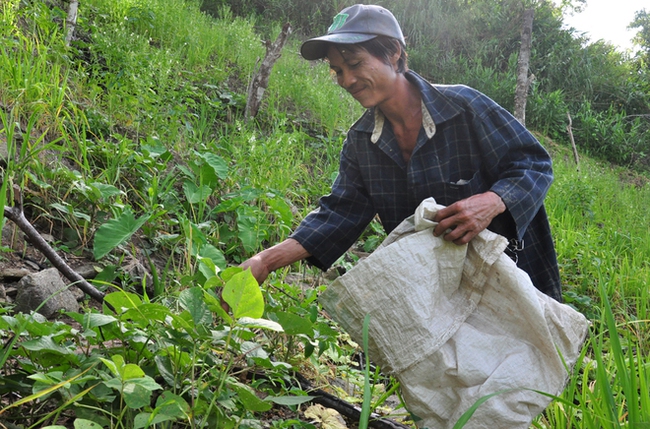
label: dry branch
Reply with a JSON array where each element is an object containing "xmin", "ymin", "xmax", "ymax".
[
  {"xmin": 566, "ymin": 112, "xmax": 580, "ymax": 171},
  {"xmin": 3, "ymin": 188, "xmax": 107, "ymax": 305},
  {"xmin": 245, "ymin": 23, "xmax": 292, "ymax": 122}
]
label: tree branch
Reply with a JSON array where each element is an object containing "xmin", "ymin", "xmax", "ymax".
[{"xmin": 3, "ymin": 188, "xmax": 108, "ymax": 306}]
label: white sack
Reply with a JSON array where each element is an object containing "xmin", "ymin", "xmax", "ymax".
[{"xmin": 320, "ymin": 198, "xmax": 589, "ymax": 429}]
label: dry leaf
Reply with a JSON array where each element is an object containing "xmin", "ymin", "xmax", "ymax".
[{"xmin": 303, "ymin": 404, "xmax": 348, "ymax": 429}]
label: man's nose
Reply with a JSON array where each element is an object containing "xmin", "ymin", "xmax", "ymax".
[{"xmin": 338, "ymin": 69, "xmax": 356, "ymax": 89}]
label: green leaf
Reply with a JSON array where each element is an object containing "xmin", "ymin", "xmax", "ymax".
[
  {"xmin": 91, "ymin": 182, "xmax": 122, "ymax": 199},
  {"xmin": 235, "ymin": 386, "xmax": 272, "ymax": 412},
  {"xmin": 200, "ymin": 152, "xmax": 228, "ymax": 180},
  {"xmin": 265, "ymin": 195, "xmax": 294, "ymax": 225},
  {"xmin": 198, "ymin": 255, "xmax": 219, "ymax": 280},
  {"xmin": 122, "ymin": 363, "xmax": 145, "ymax": 381},
  {"xmin": 220, "ymin": 266, "xmax": 243, "ymax": 282},
  {"xmin": 154, "ymin": 356, "xmax": 177, "ymax": 388},
  {"xmin": 359, "ymin": 314, "xmax": 372, "ymax": 429},
  {"xmin": 134, "ymin": 412, "xmax": 177, "ymax": 429},
  {"xmin": 452, "ymin": 389, "xmax": 515, "ymax": 428},
  {"xmin": 275, "ymin": 311, "xmax": 314, "ymax": 336},
  {"xmin": 123, "ymin": 383, "xmax": 153, "ymax": 409},
  {"xmin": 122, "ymin": 303, "xmax": 171, "ymax": 328},
  {"xmin": 237, "ymin": 317, "xmax": 283, "ymax": 332},
  {"xmin": 203, "ymin": 289, "xmax": 233, "ymax": 325},
  {"xmin": 28, "ymin": 372, "xmax": 62, "ymax": 384},
  {"xmin": 265, "ymin": 395, "xmax": 315, "ymax": 406},
  {"xmin": 93, "ymin": 209, "xmax": 150, "ymax": 260},
  {"xmin": 83, "ymin": 313, "xmax": 117, "ymax": 328},
  {"xmin": 104, "ymin": 291, "xmax": 143, "ymax": 313},
  {"xmin": 100, "ymin": 357, "xmax": 120, "ymax": 378},
  {"xmin": 198, "ymin": 243, "xmax": 227, "ymax": 271},
  {"xmin": 236, "ymin": 205, "xmax": 266, "ymax": 253},
  {"xmin": 21, "ymin": 336, "xmax": 73, "ymax": 356},
  {"xmin": 183, "ymin": 180, "xmax": 212, "ymax": 204},
  {"xmin": 103, "ymin": 378, "xmax": 123, "ymax": 391},
  {"xmin": 222, "ymin": 270, "xmax": 264, "ymax": 319},
  {"xmin": 179, "ymin": 287, "xmax": 212, "ymax": 325},
  {"xmin": 155, "ymin": 391, "xmax": 190, "ymax": 418},
  {"xmin": 74, "ymin": 419, "xmax": 104, "ymax": 429},
  {"xmin": 130, "ymin": 376, "xmax": 163, "ymax": 391}
]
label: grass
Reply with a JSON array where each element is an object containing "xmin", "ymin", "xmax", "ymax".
[{"xmin": 1, "ymin": 0, "xmax": 650, "ymax": 427}]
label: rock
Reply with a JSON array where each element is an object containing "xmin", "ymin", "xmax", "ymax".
[
  {"xmin": 2, "ymin": 222, "xmax": 24, "ymax": 251},
  {"xmin": 14, "ymin": 268, "xmax": 80, "ymax": 318},
  {"xmin": 75, "ymin": 264, "xmax": 99, "ymax": 279},
  {"xmin": 0, "ymin": 268, "xmax": 32, "ymax": 280}
]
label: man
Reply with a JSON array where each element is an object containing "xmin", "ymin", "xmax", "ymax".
[{"xmin": 241, "ymin": 4, "xmax": 561, "ymax": 301}]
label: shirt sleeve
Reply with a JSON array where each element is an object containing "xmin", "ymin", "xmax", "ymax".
[
  {"xmin": 473, "ymin": 102, "xmax": 554, "ymax": 240},
  {"xmin": 289, "ymin": 138, "xmax": 377, "ymax": 271}
]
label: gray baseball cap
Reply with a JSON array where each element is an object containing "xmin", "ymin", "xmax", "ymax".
[{"xmin": 300, "ymin": 4, "xmax": 405, "ymax": 61}]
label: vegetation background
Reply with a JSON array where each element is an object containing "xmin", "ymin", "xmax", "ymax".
[{"xmin": 0, "ymin": 0, "xmax": 649, "ymax": 428}]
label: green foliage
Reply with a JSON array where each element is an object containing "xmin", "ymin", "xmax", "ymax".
[
  {"xmin": 1, "ymin": 0, "xmax": 650, "ymax": 427},
  {"xmin": 93, "ymin": 209, "xmax": 150, "ymax": 260},
  {"xmin": 630, "ymin": 8, "xmax": 650, "ymax": 60},
  {"xmin": 0, "ymin": 271, "xmax": 330, "ymax": 428}
]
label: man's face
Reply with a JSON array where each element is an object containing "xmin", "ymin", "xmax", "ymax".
[{"xmin": 327, "ymin": 45, "xmax": 399, "ymax": 109}]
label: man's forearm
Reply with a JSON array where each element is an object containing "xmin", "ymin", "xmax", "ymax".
[
  {"xmin": 240, "ymin": 238, "xmax": 311, "ymax": 284},
  {"xmin": 257, "ymin": 238, "xmax": 311, "ymax": 272}
]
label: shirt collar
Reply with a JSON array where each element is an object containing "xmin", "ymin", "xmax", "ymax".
[
  {"xmin": 371, "ymin": 99, "xmax": 436, "ymax": 143},
  {"xmin": 355, "ymin": 70, "xmax": 464, "ymax": 143}
]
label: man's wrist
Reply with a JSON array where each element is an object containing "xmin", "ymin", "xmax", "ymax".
[{"xmin": 488, "ymin": 191, "xmax": 507, "ymax": 214}]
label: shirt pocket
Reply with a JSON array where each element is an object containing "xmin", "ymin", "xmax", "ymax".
[{"xmin": 432, "ymin": 170, "xmax": 489, "ymax": 206}]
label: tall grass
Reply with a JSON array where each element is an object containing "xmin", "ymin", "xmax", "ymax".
[{"xmin": 1, "ymin": 0, "xmax": 650, "ymax": 427}]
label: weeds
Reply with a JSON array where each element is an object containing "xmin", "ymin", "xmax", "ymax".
[{"xmin": 1, "ymin": 0, "xmax": 649, "ymax": 427}]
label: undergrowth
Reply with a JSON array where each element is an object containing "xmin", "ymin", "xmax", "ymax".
[{"xmin": 0, "ymin": 0, "xmax": 649, "ymax": 428}]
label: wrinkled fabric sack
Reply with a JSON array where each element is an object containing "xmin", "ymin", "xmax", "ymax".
[{"xmin": 320, "ymin": 198, "xmax": 589, "ymax": 429}]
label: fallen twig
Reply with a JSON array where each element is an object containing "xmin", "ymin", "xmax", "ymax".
[{"xmin": 3, "ymin": 187, "xmax": 107, "ymax": 306}]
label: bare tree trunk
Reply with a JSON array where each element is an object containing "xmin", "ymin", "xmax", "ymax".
[
  {"xmin": 566, "ymin": 112, "xmax": 580, "ymax": 172},
  {"xmin": 245, "ymin": 23, "xmax": 292, "ymax": 122},
  {"xmin": 514, "ymin": 8, "xmax": 534, "ymax": 126},
  {"xmin": 65, "ymin": 0, "xmax": 79, "ymax": 47}
]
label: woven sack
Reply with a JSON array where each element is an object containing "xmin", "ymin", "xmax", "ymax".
[{"xmin": 320, "ymin": 198, "xmax": 589, "ymax": 428}]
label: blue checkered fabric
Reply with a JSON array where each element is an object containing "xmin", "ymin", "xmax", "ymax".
[{"xmin": 290, "ymin": 71, "xmax": 562, "ymax": 301}]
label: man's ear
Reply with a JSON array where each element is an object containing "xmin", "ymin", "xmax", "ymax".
[{"xmin": 391, "ymin": 41, "xmax": 402, "ymax": 69}]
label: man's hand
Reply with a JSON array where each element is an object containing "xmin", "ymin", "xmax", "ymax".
[
  {"xmin": 238, "ymin": 238, "xmax": 311, "ymax": 285},
  {"xmin": 433, "ymin": 191, "xmax": 506, "ymax": 245},
  {"xmin": 239, "ymin": 255, "xmax": 271, "ymax": 285}
]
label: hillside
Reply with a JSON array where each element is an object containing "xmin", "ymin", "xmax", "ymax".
[{"xmin": 1, "ymin": 0, "xmax": 650, "ymax": 428}]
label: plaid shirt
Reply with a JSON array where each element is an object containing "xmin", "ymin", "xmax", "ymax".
[{"xmin": 291, "ymin": 71, "xmax": 561, "ymax": 301}]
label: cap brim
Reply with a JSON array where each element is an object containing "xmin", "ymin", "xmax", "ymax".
[{"xmin": 300, "ymin": 33, "xmax": 377, "ymax": 60}]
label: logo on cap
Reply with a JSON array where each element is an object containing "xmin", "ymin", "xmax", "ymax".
[{"xmin": 328, "ymin": 12, "xmax": 349, "ymax": 32}]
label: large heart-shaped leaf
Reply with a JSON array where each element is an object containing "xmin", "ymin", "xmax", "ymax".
[
  {"xmin": 93, "ymin": 209, "xmax": 150, "ymax": 260},
  {"xmin": 199, "ymin": 152, "xmax": 228, "ymax": 180},
  {"xmin": 221, "ymin": 270, "xmax": 264, "ymax": 319},
  {"xmin": 275, "ymin": 311, "xmax": 314, "ymax": 336},
  {"xmin": 179, "ymin": 287, "xmax": 212, "ymax": 325}
]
